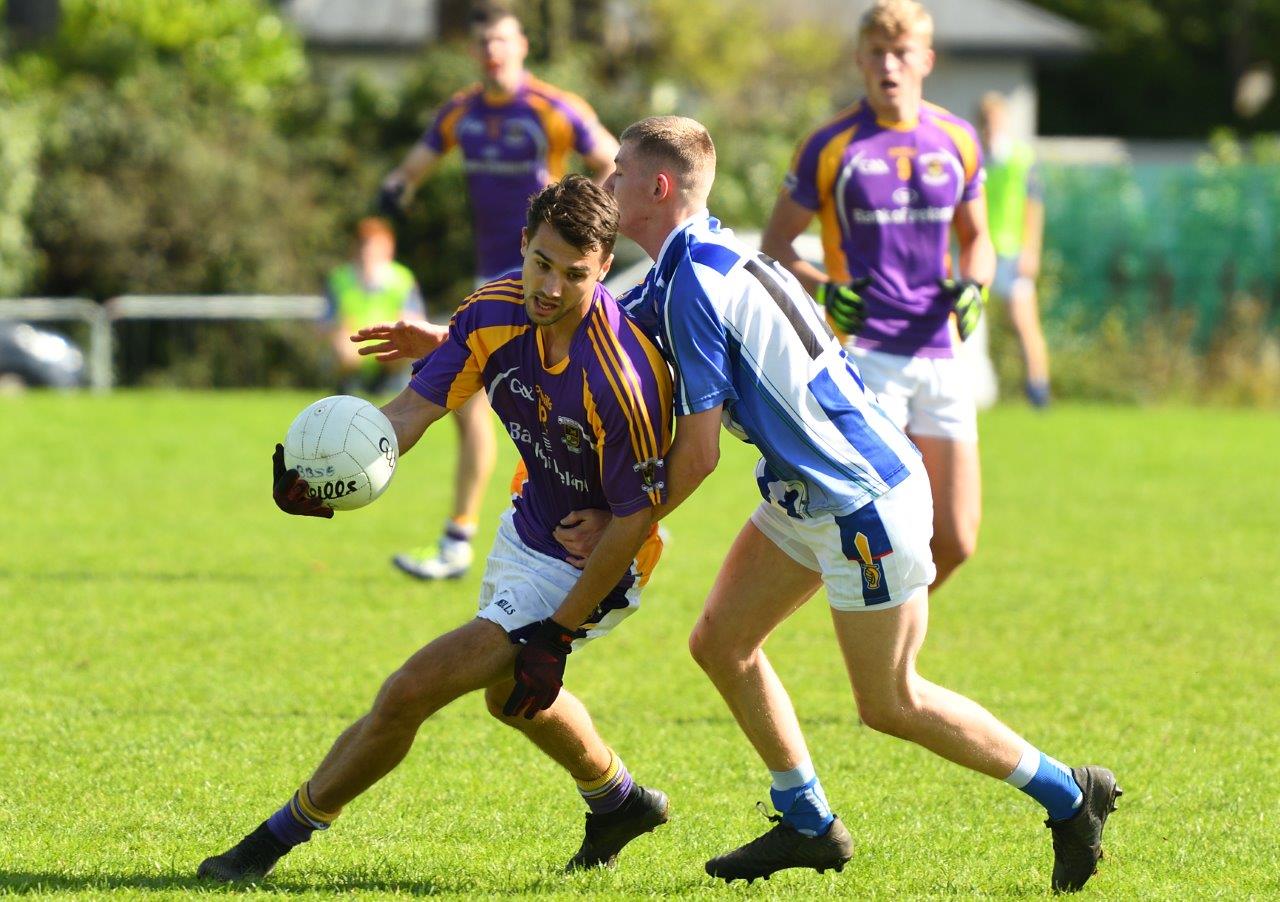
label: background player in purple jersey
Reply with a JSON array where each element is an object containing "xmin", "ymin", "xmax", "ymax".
[
  {"xmin": 197, "ymin": 176, "xmax": 671, "ymax": 883},
  {"xmin": 377, "ymin": 3, "xmax": 621, "ymax": 582},
  {"xmin": 761, "ymin": 0, "xmax": 993, "ymax": 591}
]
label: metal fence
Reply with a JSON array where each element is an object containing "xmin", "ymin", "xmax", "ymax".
[{"xmin": 0, "ymin": 294, "xmax": 326, "ymax": 391}]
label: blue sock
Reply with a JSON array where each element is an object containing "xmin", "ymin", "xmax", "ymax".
[
  {"xmin": 1005, "ymin": 748, "xmax": 1083, "ymax": 821},
  {"xmin": 1026, "ymin": 380, "xmax": 1051, "ymax": 408},
  {"xmin": 769, "ymin": 759, "xmax": 834, "ymax": 837}
]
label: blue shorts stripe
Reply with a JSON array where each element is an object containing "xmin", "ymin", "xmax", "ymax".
[{"xmin": 835, "ymin": 503, "xmax": 894, "ymax": 605}]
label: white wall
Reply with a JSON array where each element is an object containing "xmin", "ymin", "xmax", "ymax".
[{"xmin": 926, "ymin": 55, "xmax": 1036, "ymax": 141}]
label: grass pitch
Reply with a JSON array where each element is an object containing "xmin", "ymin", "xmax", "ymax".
[{"xmin": 1, "ymin": 393, "xmax": 1277, "ymax": 899}]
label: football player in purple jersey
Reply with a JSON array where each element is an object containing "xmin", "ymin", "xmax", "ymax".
[
  {"xmin": 198, "ymin": 176, "xmax": 671, "ymax": 883},
  {"xmin": 377, "ymin": 3, "xmax": 620, "ymax": 582},
  {"xmin": 762, "ymin": 0, "xmax": 992, "ymax": 591}
]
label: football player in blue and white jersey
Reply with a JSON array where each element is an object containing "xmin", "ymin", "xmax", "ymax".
[{"xmin": 558, "ymin": 116, "xmax": 1119, "ymax": 892}]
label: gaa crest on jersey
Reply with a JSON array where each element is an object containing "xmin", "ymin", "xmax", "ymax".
[
  {"xmin": 919, "ymin": 152, "xmax": 953, "ymax": 187},
  {"xmin": 633, "ymin": 456, "xmax": 664, "ymax": 493},
  {"xmin": 557, "ymin": 416, "xmax": 589, "ymax": 454}
]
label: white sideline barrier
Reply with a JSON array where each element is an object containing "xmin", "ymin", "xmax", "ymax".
[
  {"xmin": 102, "ymin": 295, "xmax": 328, "ymax": 391},
  {"xmin": 1, "ymin": 295, "xmax": 329, "ymax": 391},
  {"xmin": 104, "ymin": 294, "xmax": 326, "ymax": 321},
  {"xmin": 0, "ymin": 297, "xmax": 112, "ymax": 392}
]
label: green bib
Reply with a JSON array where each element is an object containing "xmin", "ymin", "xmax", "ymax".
[
  {"xmin": 329, "ymin": 262, "xmax": 417, "ymax": 332},
  {"xmin": 985, "ymin": 142, "xmax": 1036, "ymax": 257}
]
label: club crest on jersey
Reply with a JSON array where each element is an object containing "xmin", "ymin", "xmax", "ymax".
[
  {"xmin": 557, "ymin": 416, "xmax": 590, "ymax": 454},
  {"xmin": 919, "ymin": 152, "xmax": 953, "ymax": 187},
  {"xmin": 633, "ymin": 456, "xmax": 665, "ymax": 493}
]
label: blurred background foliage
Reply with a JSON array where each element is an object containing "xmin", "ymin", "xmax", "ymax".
[{"xmin": 0, "ymin": 0, "xmax": 1277, "ymax": 400}]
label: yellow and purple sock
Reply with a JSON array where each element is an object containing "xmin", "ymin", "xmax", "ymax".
[
  {"xmin": 576, "ymin": 751, "xmax": 634, "ymax": 814},
  {"xmin": 264, "ymin": 782, "xmax": 341, "ymax": 848}
]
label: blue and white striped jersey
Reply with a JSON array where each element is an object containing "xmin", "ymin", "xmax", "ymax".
[{"xmin": 621, "ymin": 213, "xmax": 919, "ymax": 518}]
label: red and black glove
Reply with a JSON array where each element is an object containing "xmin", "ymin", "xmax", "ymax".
[
  {"xmin": 272, "ymin": 443, "xmax": 334, "ymax": 519},
  {"xmin": 503, "ymin": 618, "xmax": 575, "ymax": 719}
]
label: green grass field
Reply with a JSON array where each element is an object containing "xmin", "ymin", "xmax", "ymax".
[{"xmin": 2, "ymin": 394, "xmax": 1278, "ymax": 899}]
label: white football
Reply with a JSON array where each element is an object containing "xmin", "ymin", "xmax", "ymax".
[{"xmin": 282, "ymin": 395, "xmax": 397, "ymax": 511}]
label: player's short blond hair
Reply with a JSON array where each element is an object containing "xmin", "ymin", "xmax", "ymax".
[
  {"xmin": 620, "ymin": 116, "xmax": 716, "ymax": 199},
  {"xmin": 859, "ymin": 0, "xmax": 934, "ymax": 45}
]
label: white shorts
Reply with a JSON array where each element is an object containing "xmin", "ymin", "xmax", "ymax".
[
  {"xmin": 849, "ymin": 345, "xmax": 978, "ymax": 442},
  {"xmin": 476, "ymin": 509, "xmax": 641, "ymax": 650},
  {"xmin": 750, "ymin": 471, "xmax": 936, "ymax": 611}
]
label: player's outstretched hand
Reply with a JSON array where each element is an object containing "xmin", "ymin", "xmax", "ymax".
[
  {"xmin": 553, "ymin": 508, "xmax": 613, "ymax": 569},
  {"xmin": 938, "ymin": 278, "xmax": 987, "ymax": 341},
  {"xmin": 375, "ymin": 178, "xmax": 407, "ymax": 222},
  {"xmin": 350, "ymin": 320, "xmax": 448, "ymax": 362},
  {"xmin": 272, "ymin": 443, "xmax": 334, "ymax": 519},
  {"xmin": 816, "ymin": 277, "xmax": 873, "ymax": 335},
  {"xmin": 503, "ymin": 618, "xmax": 574, "ymax": 719}
]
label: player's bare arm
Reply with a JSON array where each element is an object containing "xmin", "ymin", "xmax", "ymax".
[
  {"xmin": 1020, "ymin": 195, "xmax": 1044, "ymax": 279},
  {"xmin": 351, "ymin": 320, "xmax": 449, "ymax": 362},
  {"xmin": 583, "ymin": 130, "xmax": 620, "ymax": 185},
  {"xmin": 381, "ymin": 143, "xmax": 441, "ymax": 209},
  {"xmin": 761, "ymin": 194, "xmax": 826, "ymax": 294},
  {"xmin": 378, "ymin": 386, "xmax": 449, "ymax": 456},
  {"xmin": 651, "ymin": 406, "xmax": 723, "ymax": 522},
  {"xmin": 554, "ymin": 406, "xmax": 723, "ymax": 561},
  {"xmin": 550, "ymin": 507, "xmax": 655, "ymax": 630},
  {"xmin": 952, "ymin": 193, "xmax": 996, "ymax": 287}
]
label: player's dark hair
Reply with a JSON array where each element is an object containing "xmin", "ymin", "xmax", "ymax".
[
  {"xmin": 469, "ymin": 1, "xmax": 520, "ymax": 30},
  {"xmin": 526, "ymin": 174, "xmax": 619, "ymax": 258}
]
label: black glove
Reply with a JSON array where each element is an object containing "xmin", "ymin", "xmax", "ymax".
[
  {"xmin": 375, "ymin": 178, "xmax": 407, "ymax": 222},
  {"xmin": 272, "ymin": 443, "xmax": 334, "ymax": 519},
  {"xmin": 937, "ymin": 278, "xmax": 986, "ymax": 341},
  {"xmin": 503, "ymin": 618, "xmax": 575, "ymax": 719},
  {"xmin": 816, "ymin": 277, "xmax": 873, "ymax": 335}
]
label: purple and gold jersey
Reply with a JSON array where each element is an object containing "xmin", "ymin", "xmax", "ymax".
[
  {"xmin": 785, "ymin": 100, "xmax": 985, "ymax": 358},
  {"xmin": 423, "ymin": 76, "xmax": 601, "ymax": 280},
  {"xmin": 410, "ymin": 275, "xmax": 672, "ymax": 584}
]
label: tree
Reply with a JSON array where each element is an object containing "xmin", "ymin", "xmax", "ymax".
[{"xmin": 1027, "ymin": 0, "xmax": 1280, "ymax": 137}]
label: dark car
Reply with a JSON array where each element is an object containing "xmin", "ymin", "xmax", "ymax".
[{"xmin": 0, "ymin": 322, "xmax": 87, "ymax": 388}]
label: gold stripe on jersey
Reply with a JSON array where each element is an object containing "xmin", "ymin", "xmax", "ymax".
[
  {"xmin": 586, "ymin": 313, "xmax": 655, "ymax": 460},
  {"xmin": 623, "ymin": 317, "xmax": 674, "ymax": 453},
  {"xmin": 452, "ymin": 278, "xmax": 525, "ymax": 320},
  {"xmin": 585, "ymin": 320, "xmax": 648, "ymax": 469},
  {"xmin": 435, "ymin": 93, "xmax": 474, "ymax": 153},
  {"xmin": 590, "ymin": 309, "xmax": 659, "ymax": 463},
  {"xmin": 816, "ymin": 123, "xmax": 860, "ymax": 283},
  {"xmin": 924, "ymin": 102, "xmax": 981, "ymax": 186},
  {"xmin": 586, "ymin": 315, "xmax": 660, "ymax": 490},
  {"xmin": 445, "ymin": 322, "xmax": 530, "ymax": 409},
  {"xmin": 582, "ymin": 376, "xmax": 610, "ymax": 485},
  {"xmin": 525, "ymin": 93, "xmax": 575, "ymax": 180}
]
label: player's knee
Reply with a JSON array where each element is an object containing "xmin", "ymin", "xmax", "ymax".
[
  {"xmin": 688, "ymin": 621, "xmax": 739, "ymax": 673},
  {"xmin": 369, "ymin": 668, "xmax": 432, "ymax": 733},
  {"xmin": 482, "ymin": 684, "xmax": 519, "ymax": 724},
  {"xmin": 855, "ymin": 689, "xmax": 925, "ymax": 739}
]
